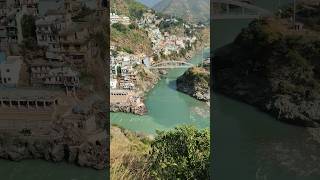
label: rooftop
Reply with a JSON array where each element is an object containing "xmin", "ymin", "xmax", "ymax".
[{"xmin": 0, "ymin": 54, "xmax": 22, "ymax": 65}]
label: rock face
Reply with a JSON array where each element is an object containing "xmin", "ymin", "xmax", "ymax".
[
  {"xmin": 177, "ymin": 67, "xmax": 210, "ymax": 101},
  {"xmin": 214, "ymin": 18, "xmax": 320, "ymax": 127},
  {"xmin": 0, "ymin": 130, "xmax": 108, "ymax": 170},
  {"xmin": 0, "ymin": 102, "xmax": 108, "ymax": 170}
]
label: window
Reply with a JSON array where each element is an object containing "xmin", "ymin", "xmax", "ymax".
[
  {"xmin": 6, "ymin": 69, "xmax": 9, "ymax": 72},
  {"xmin": 7, "ymin": 78, "xmax": 11, "ymax": 81},
  {"xmin": 75, "ymin": 45, "xmax": 81, "ymax": 51}
]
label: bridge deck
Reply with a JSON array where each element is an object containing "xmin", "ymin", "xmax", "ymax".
[
  {"xmin": 149, "ymin": 61, "xmax": 195, "ymax": 69},
  {"xmin": 212, "ymin": 14, "xmax": 261, "ymax": 20},
  {"xmin": 213, "ymin": 0, "xmax": 272, "ymax": 19}
]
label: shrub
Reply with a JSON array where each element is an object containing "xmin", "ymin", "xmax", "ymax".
[
  {"xmin": 123, "ymin": 47, "xmax": 133, "ymax": 54},
  {"xmin": 112, "ymin": 23, "xmax": 127, "ymax": 32},
  {"xmin": 128, "ymin": 23, "xmax": 138, "ymax": 30},
  {"xmin": 149, "ymin": 125, "xmax": 210, "ymax": 179}
]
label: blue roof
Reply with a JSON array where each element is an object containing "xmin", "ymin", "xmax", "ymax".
[{"xmin": 0, "ymin": 52, "xmax": 5, "ymax": 64}]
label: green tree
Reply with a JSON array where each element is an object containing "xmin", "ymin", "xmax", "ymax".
[
  {"xmin": 116, "ymin": 66, "xmax": 122, "ymax": 76},
  {"xmin": 21, "ymin": 15, "xmax": 36, "ymax": 40},
  {"xmin": 112, "ymin": 23, "xmax": 127, "ymax": 32},
  {"xmin": 149, "ymin": 125, "xmax": 210, "ymax": 179},
  {"xmin": 180, "ymin": 48, "xmax": 187, "ymax": 57}
]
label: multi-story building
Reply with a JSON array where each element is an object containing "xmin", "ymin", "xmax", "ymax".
[
  {"xmin": 0, "ymin": 53, "xmax": 22, "ymax": 86},
  {"xmin": 58, "ymin": 21, "xmax": 89, "ymax": 67},
  {"xmin": 35, "ymin": 11, "xmax": 65, "ymax": 60},
  {"xmin": 30, "ymin": 59, "xmax": 79, "ymax": 94}
]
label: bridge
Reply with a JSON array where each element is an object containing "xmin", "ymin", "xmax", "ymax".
[
  {"xmin": 149, "ymin": 61, "xmax": 194, "ymax": 69},
  {"xmin": 212, "ymin": 0, "xmax": 272, "ymax": 20}
]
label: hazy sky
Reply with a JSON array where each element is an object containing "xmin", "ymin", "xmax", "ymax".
[{"xmin": 136, "ymin": 0, "xmax": 162, "ymax": 7}]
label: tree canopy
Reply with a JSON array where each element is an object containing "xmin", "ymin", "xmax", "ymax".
[{"xmin": 149, "ymin": 125, "xmax": 210, "ymax": 179}]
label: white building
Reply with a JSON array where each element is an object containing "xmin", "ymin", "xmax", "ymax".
[
  {"xmin": 0, "ymin": 55, "xmax": 22, "ymax": 86},
  {"xmin": 110, "ymin": 13, "xmax": 120, "ymax": 24},
  {"xmin": 110, "ymin": 13, "xmax": 131, "ymax": 25},
  {"xmin": 110, "ymin": 78, "xmax": 117, "ymax": 89}
]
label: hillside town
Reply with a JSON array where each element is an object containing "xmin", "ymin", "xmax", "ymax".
[
  {"xmin": 0, "ymin": 0, "xmax": 108, "ymax": 169},
  {"xmin": 110, "ymin": 8, "xmax": 204, "ymax": 115}
]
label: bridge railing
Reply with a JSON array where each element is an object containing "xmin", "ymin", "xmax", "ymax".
[{"xmin": 149, "ymin": 61, "xmax": 195, "ymax": 69}]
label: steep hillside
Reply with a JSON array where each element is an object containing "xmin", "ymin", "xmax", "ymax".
[
  {"xmin": 111, "ymin": 25, "xmax": 153, "ymax": 55},
  {"xmin": 153, "ymin": 0, "xmax": 210, "ymax": 24},
  {"xmin": 110, "ymin": 0, "xmax": 147, "ymax": 19},
  {"xmin": 110, "ymin": 0, "xmax": 153, "ymax": 54}
]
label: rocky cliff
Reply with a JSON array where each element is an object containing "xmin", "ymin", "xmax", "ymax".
[
  {"xmin": 177, "ymin": 66, "xmax": 210, "ymax": 101},
  {"xmin": 214, "ymin": 16, "xmax": 320, "ymax": 127},
  {"xmin": 0, "ymin": 130, "xmax": 107, "ymax": 170}
]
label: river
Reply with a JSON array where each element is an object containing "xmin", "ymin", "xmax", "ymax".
[
  {"xmin": 213, "ymin": 0, "xmax": 320, "ymax": 179},
  {"xmin": 111, "ymin": 48, "xmax": 210, "ymax": 134}
]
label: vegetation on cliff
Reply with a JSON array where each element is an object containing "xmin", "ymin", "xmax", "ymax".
[
  {"xmin": 111, "ymin": 24, "xmax": 153, "ymax": 55},
  {"xmin": 110, "ymin": 0, "xmax": 147, "ymax": 19},
  {"xmin": 177, "ymin": 66, "xmax": 210, "ymax": 101},
  {"xmin": 110, "ymin": 0, "xmax": 153, "ymax": 54},
  {"xmin": 135, "ymin": 64, "xmax": 159, "ymax": 94}
]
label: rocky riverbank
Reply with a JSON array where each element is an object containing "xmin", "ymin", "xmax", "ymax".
[
  {"xmin": 110, "ymin": 102, "xmax": 147, "ymax": 115},
  {"xmin": 214, "ymin": 16, "xmax": 320, "ymax": 127},
  {"xmin": 0, "ymin": 130, "xmax": 108, "ymax": 170},
  {"xmin": 0, "ymin": 101, "xmax": 108, "ymax": 170},
  {"xmin": 177, "ymin": 67, "xmax": 210, "ymax": 101}
]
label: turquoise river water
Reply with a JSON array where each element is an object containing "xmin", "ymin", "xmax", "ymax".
[{"xmin": 111, "ymin": 48, "xmax": 211, "ymax": 134}]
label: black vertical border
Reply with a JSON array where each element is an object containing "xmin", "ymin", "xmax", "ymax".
[{"xmin": 104, "ymin": 0, "xmax": 110, "ymax": 178}]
